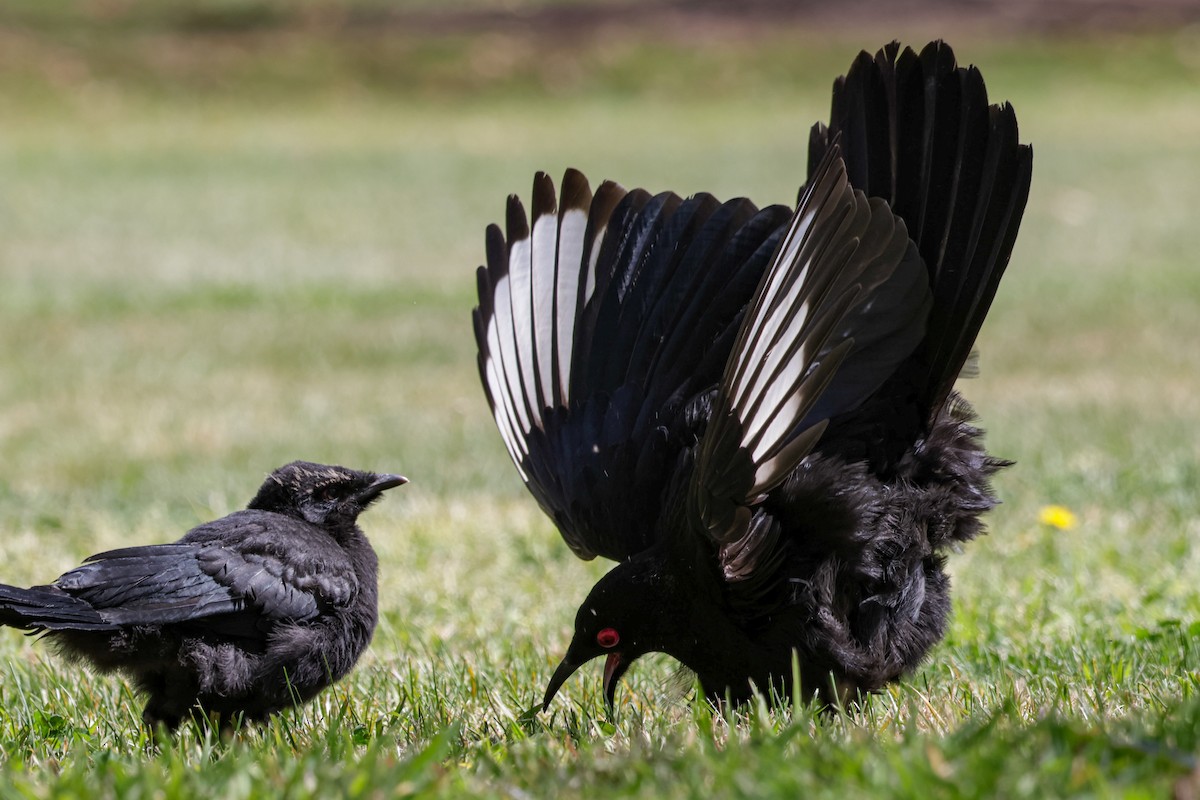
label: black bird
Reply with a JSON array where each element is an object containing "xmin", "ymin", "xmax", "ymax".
[
  {"xmin": 0, "ymin": 461, "xmax": 406, "ymax": 729},
  {"xmin": 472, "ymin": 41, "xmax": 1033, "ymax": 711}
]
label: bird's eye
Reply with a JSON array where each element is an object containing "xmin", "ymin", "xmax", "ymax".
[{"xmin": 596, "ymin": 628, "xmax": 619, "ymax": 648}]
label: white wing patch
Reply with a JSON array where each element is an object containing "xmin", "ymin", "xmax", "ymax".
[
  {"xmin": 554, "ymin": 208, "xmax": 588, "ymax": 400},
  {"xmin": 478, "ymin": 172, "xmax": 625, "ymax": 477},
  {"xmin": 489, "ymin": 271, "xmax": 533, "ymax": 471},
  {"xmin": 693, "ymin": 145, "xmax": 911, "ymax": 540},
  {"xmin": 530, "ymin": 210, "xmax": 559, "ymax": 416}
]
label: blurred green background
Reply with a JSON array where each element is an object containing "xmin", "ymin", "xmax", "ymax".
[{"xmin": 1, "ymin": 2, "xmax": 1199, "ymax": 796}]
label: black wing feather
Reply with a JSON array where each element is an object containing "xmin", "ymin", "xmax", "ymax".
[
  {"xmin": 55, "ymin": 545, "xmax": 244, "ymax": 625},
  {"xmin": 587, "ymin": 190, "xmax": 684, "ymax": 393},
  {"xmin": 637, "ymin": 199, "xmax": 785, "ymax": 413},
  {"xmin": 692, "ymin": 147, "xmax": 918, "ymax": 542},
  {"xmin": 36, "ymin": 513, "xmax": 356, "ymax": 629},
  {"xmin": 719, "ymin": 41, "xmax": 1031, "ymax": 611},
  {"xmin": 810, "ymin": 40, "xmax": 1033, "ymax": 418},
  {"xmin": 474, "ymin": 172, "xmax": 787, "ymax": 561}
]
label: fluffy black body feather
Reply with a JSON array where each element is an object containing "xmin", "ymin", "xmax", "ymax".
[
  {"xmin": 473, "ymin": 41, "xmax": 1032, "ymax": 709},
  {"xmin": 0, "ymin": 461, "xmax": 405, "ymax": 729}
]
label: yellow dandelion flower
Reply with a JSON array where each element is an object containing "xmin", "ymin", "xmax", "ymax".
[{"xmin": 1038, "ymin": 505, "xmax": 1077, "ymax": 530}]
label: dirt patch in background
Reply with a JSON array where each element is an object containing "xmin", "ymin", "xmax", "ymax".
[
  {"xmin": 3, "ymin": 0, "xmax": 1197, "ymax": 100},
  {"xmin": 13, "ymin": 0, "xmax": 1199, "ymax": 38},
  {"xmin": 324, "ymin": 0, "xmax": 1200, "ymax": 39}
]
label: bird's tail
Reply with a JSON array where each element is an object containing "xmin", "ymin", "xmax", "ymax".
[
  {"xmin": 808, "ymin": 40, "xmax": 1033, "ymax": 417},
  {"xmin": 0, "ymin": 584, "xmax": 109, "ymax": 632}
]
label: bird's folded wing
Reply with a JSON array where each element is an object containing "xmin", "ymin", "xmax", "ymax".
[
  {"xmin": 690, "ymin": 145, "xmax": 923, "ymax": 544},
  {"xmin": 474, "ymin": 169, "xmax": 791, "ymax": 561},
  {"xmin": 62, "ymin": 518, "xmax": 356, "ymax": 626},
  {"xmin": 58, "ymin": 544, "xmax": 244, "ymax": 625}
]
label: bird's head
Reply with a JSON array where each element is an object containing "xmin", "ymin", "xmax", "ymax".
[
  {"xmin": 542, "ymin": 554, "xmax": 685, "ymax": 713},
  {"xmin": 248, "ymin": 461, "xmax": 408, "ymax": 529}
]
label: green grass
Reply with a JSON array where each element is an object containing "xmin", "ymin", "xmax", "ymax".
[{"xmin": 1, "ymin": 18, "xmax": 1199, "ymax": 798}]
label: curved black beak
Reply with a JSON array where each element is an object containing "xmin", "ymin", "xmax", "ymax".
[
  {"xmin": 356, "ymin": 473, "xmax": 408, "ymax": 503},
  {"xmin": 542, "ymin": 650, "xmax": 632, "ymax": 714},
  {"xmin": 542, "ymin": 655, "xmax": 583, "ymax": 712}
]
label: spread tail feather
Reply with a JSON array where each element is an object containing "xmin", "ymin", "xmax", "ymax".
[{"xmin": 809, "ymin": 40, "xmax": 1033, "ymax": 416}]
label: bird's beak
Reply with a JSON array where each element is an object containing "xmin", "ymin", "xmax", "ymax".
[
  {"xmin": 542, "ymin": 649, "xmax": 631, "ymax": 714},
  {"xmin": 542, "ymin": 655, "xmax": 582, "ymax": 712},
  {"xmin": 356, "ymin": 473, "xmax": 408, "ymax": 503},
  {"xmin": 602, "ymin": 652, "xmax": 629, "ymax": 713}
]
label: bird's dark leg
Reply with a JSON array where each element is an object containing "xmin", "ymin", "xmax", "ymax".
[
  {"xmin": 142, "ymin": 702, "xmax": 184, "ymax": 732},
  {"xmin": 140, "ymin": 671, "xmax": 199, "ymax": 733}
]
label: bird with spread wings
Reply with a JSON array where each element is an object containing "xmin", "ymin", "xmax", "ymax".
[{"xmin": 474, "ymin": 41, "xmax": 1032, "ymax": 711}]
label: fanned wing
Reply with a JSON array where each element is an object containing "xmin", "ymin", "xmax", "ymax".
[
  {"xmin": 808, "ymin": 40, "xmax": 1033, "ymax": 417},
  {"xmin": 690, "ymin": 146, "xmax": 921, "ymax": 542},
  {"xmin": 473, "ymin": 42, "xmax": 1031, "ymax": 564},
  {"xmin": 473, "ymin": 170, "xmax": 624, "ymax": 480},
  {"xmin": 54, "ymin": 512, "xmax": 357, "ymax": 628},
  {"xmin": 474, "ymin": 170, "xmax": 792, "ymax": 561}
]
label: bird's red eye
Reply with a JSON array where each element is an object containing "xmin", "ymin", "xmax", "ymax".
[{"xmin": 596, "ymin": 628, "xmax": 620, "ymax": 648}]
